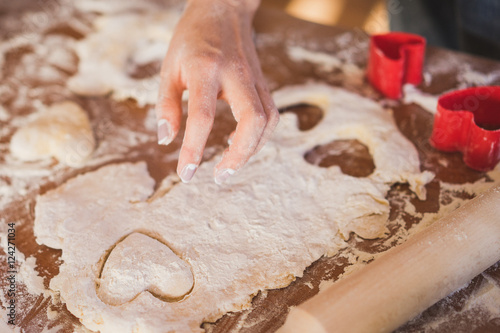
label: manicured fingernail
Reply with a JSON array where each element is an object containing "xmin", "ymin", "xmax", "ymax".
[
  {"xmin": 214, "ymin": 168, "xmax": 235, "ymax": 185},
  {"xmin": 180, "ymin": 164, "xmax": 197, "ymax": 183},
  {"xmin": 157, "ymin": 119, "xmax": 171, "ymax": 145}
]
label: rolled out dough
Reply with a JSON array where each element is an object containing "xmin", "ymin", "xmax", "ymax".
[{"xmin": 34, "ymin": 84, "xmax": 433, "ymax": 332}]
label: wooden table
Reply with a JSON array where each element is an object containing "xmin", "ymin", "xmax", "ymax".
[{"xmin": 1, "ymin": 2, "xmax": 500, "ymax": 332}]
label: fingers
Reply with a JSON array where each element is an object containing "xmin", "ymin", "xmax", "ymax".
[
  {"xmin": 214, "ymin": 78, "xmax": 268, "ymax": 184},
  {"xmin": 157, "ymin": 70, "xmax": 278, "ymax": 185},
  {"xmin": 156, "ymin": 72, "xmax": 183, "ymax": 146},
  {"xmin": 176, "ymin": 81, "xmax": 218, "ymax": 183},
  {"xmin": 254, "ymin": 83, "xmax": 280, "ymax": 153},
  {"xmin": 157, "ymin": 32, "xmax": 278, "ymax": 185}
]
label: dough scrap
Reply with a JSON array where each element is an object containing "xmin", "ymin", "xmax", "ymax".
[
  {"xmin": 9, "ymin": 101, "xmax": 95, "ymax": 167},
  {"xmin": 34, "ymin": 84, "xmax": 433, "ymax": 332},
  {"xmin": 97, "ymin": 232, "xmax": 194, "ymax": 306}
]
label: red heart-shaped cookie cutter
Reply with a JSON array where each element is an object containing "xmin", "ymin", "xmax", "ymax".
[
  {"xmin": 430, "ymin": 86, "xmax": 500, "ymax": 171},
  {"xmin": 367, "ymin": 32, "xmax": 426, "ymax": 99}
]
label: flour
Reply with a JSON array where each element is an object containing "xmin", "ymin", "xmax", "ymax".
[
  {"xmin": 401, "ymin": 63, "xmax": 500, "ymax": 114},
  {"xmin": 400, "ymin": 275, "xmax": 500, "ymax": 332},
  {"xmin": 0, "ymin": 1, "xmax": 92, "ymax": 210},
  {"xmin": 468, "ymin": 281, "xmax": 500, "ymax": 321},
  {"xmin": 442, "ymin": 176, "xmax": 500, "ymax": 198},
  {"xmin": 424, "ymin": 51, "xmax": 500, "ymax": 88},
  {"xmin": 0, "ymin": 226, "xmax": 46, "ymax": 297},
  {"xmin": 287, "ymin": 46, "xmax": 342, "ymax": 72},
  {"xmin": 34, "ymin": 84, "xmax": 433, "ymax": 332},
  {"xmin": 402, "ymin": 84, "xmax": 439, "ymax": 114},
  {"xmin": 67, "ymin": 4, "xmax": 182, "ymax": 106},
  {"xmin": 18, "ymin": 257, "xmax": 46, "ymax": 297},
  {"xmin": 0, "ymin": 226, "xmax": 52, "ymax": 332},
  {"xmin": 457, "ymin": 64, "xmax": 500, "ymax": 88},
  {"xmin": 0, "ymin": 4, "xmax": 179, "ymax": 209},
  {"xmin": 402, "ymin": 56, "xmax": 500, "ymax": 116},
  {"xmin": 286, "ymin": 45, "xmax": 365, "ymax": 87}
]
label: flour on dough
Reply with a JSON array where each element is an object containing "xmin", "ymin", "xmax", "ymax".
[
  {"xmin": 9, "ymin": 101, "xmax": 95, "ymax": 167},
  {"xmin": 34, "ymin": 84, "xmax": 433, "ymax": 332},
  {"xmin": 67, "ymin": 4, "xmax": 182, "ymax": 106},
  {"xmin": 97, "ymin": 232, "xmax": 194, "ymax": 306}
]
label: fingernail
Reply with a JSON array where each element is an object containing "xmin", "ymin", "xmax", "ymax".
[
  {"xmin": 180, "ymin": 164, "xmax": 197, "ymax": 183},
  {"xmin": 214, "ymin": 168, "xmax": 235, "ymax": 185},
  {"xmin": 157, "ymin": 119, "xmax": 171, "ymax": 145}
]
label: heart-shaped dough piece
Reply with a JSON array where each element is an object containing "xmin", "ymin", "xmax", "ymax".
[
  {"xmin": 9, "ymin": 101, "xmax": 95, "ymax": 167},
  {"xmin": 97, "ymin": 233, "xmax": 194, "ymax": 306}
]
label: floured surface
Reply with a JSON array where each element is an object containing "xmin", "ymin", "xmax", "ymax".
[
  {"xmin": 67, "ymin": 1, "xmax": 183, "ymax": 105},
  {"xmin": 34, "ymin": 85, "xmax": 431, "ymax": 332},
  {"xmin": 0, "ymin": 0, "xmax": 184, "ymax": 211},
  {"xmin": 2, "ymin": 2, "xmax": 500, "ymax": 332}
]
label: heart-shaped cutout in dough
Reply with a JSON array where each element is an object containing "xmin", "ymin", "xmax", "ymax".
[{"xmin": 97, "ymin": 233, "xmax": 194, "ymax": 306}]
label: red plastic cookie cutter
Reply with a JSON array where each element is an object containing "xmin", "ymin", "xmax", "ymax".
[
  {"xmin": 367, "ymin": 32, "xmax": 426, "ymax": 99},
  {"xmin": 430, "ymin": 86, "xmax": 500, "ymax": 171}
]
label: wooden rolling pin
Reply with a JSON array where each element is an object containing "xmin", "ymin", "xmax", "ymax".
[{"xmin": 278, "ymin": 184, "xmax": 500, "ymax": 333}]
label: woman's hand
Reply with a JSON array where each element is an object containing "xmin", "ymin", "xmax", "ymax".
[{"xmin": 156, "ymin": 0, "xmax": 279, "ymax": 184}]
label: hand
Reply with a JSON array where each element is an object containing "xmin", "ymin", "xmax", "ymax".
[{"xmin": 156, "ymin": 0, "xmax": 279, "ymax": 184}]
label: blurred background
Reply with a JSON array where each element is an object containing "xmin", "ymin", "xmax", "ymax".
[{"xmin": 263, "ymin": 0, "xmax": 389, "ymax": 34}]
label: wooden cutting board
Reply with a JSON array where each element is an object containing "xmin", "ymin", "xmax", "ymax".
[{"xmin": 1, "ymin": 2, "xmax": 500, "ymax": 332}]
